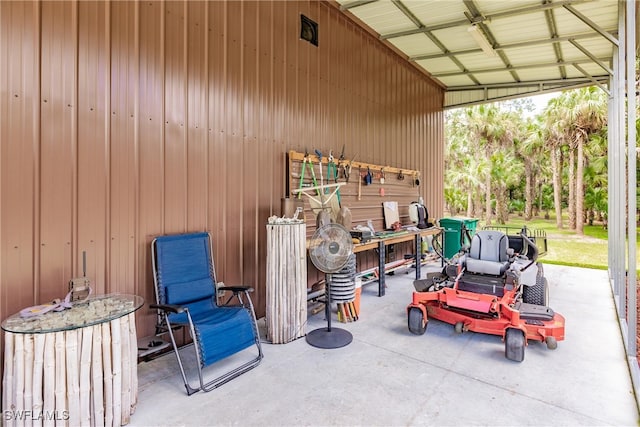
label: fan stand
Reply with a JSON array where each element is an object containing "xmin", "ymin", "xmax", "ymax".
[
  {"xmin": 306, "ymin": 273, "xmax": 353, "ymax": 349},
  {"xmin": 290, "ymin": 190, "xmax": 353, "ymax": 350}
]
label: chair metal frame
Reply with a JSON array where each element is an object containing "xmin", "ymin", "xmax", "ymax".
[{"xmin": 150, "ymin": 232, "xmax": 263, "ymax": 395}]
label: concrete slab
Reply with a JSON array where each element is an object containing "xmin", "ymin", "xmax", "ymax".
[{"xmin": 131, "ymin": 264, "xmax": 638, "ymax": 426}]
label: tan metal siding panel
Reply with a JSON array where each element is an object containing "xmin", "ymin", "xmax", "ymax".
[
  {"xmin": 109, "ymin": 1, "xmax": 138, "ymax": 295},
  {"xmin": 255, "ymin": 0, "xmax": 274, "ymax": 311},
  {"xmin": 186, "ymin": 1, "xmax": 208, "ymax": 232},
  {"xmin": 137, "ymin": 0, "xmax": 165, "ymax": 337},
  {"xmin": 224, "ymin": 0, "xmax": 243, "ymax": 285},
  {"xmin": 164, "ymin": 1, "xmax": 188, "ymax": 233},
  {"xmin": 0, "ymin": 1, "xmax": 40, "ymax": 320},
  {"xmin": 242, "ymin": 1, "xmax": 260, "ymax": 304},
  {"xmin": 77, "ymin": 1, "xmax": 109, "ymax": 294},
  {"xmin": 39, "ymin": 1, "xmax": 77, "ymax": 303},
  {"xmin": 206, "ymin": 0, "xmax": 226, "ymax": 273}
]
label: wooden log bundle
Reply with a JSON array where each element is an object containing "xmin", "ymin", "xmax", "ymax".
[
  {"xmin": 2, "ymin": 312, "xmax": 138, "ymax": 427},
  {"xmin": 266, "ymin": 222, "xmax": 307, "ymax": 344}
]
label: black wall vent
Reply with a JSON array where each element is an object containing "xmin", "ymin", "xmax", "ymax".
[{"xmin": 300, "ymin": 15, "xmax": 318, "ymax": 47}]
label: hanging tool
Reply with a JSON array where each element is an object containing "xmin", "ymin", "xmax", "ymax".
[
  {"xmin": 314, "ymin": 149, "xmax": 324, "ymax": 186},
  {"xmin": 397, "ymin": 170, "xmax": 405, "ymax": 181},
  {"xmin": 358, "ymin": 167, "xmax": 362, "ymax": 201},
  {"xmin": 327, "ymin": 151, "xmax": 338, "ymax": 184},
  {"xmin": 298, "ymin": 149, "xmax": 319, "ymax": 198},
  {"xmin": 365, "ymin": 167, "xmax": 373, "ymax": 185},
  {"xmin": 337, "ymin": 145, "xmax": 346, "ymax": 179},
  {"xmin": 380, "ymin": 168, "xmax": 385, "ymax": 185},
  {"xmin": 326, "ymin": 150, "xmax": 340, "ymax": 203},
  {"xmin": 345, "ymin": 154, "xmax": 357, "ymax": 183}
]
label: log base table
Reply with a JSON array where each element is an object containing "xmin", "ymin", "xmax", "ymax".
[{"xmin": 2, "ymin": 294, "xmax": 143, "ymax": 426}]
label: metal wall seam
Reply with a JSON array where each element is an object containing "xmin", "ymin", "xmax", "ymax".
[{"xmin": 133, "ymin": 0, "xmax": 141, "ymax": 299}]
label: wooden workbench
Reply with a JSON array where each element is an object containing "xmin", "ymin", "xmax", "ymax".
[{"xmin": 353, "ymin": 227, "xmax": 441, "ymax": 296}]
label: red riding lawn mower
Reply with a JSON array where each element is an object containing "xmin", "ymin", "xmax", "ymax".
[{"xmin": 407, "ymin": 226, "xmax": 565, "ymax": 362}]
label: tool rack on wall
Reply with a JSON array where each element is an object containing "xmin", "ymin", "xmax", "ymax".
[{"xmin": 287, "ymin": 149, "xmax": 422, "ymax": 237}]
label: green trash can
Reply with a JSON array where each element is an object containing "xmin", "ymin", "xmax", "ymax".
[{"xmin": 438, "ymin": 217, "xmax": 479, "ymax": 259}]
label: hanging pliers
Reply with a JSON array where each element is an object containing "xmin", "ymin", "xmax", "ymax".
[
  {"xmin": 327, "ymin": 150, "xmax": 338, "ymax": 184},
  {"xmin": 298, "ymin": 149, "xmax": 319, "ymax": 198}
]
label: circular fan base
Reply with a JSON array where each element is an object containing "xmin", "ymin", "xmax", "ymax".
[{"xmin": 306, "ymin": 327, "xmax": 353, "ymax": 349}]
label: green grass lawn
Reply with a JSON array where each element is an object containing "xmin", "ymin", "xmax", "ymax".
[{"xmin": 472, "ymin": 215, "xmax": 639, "ymax": 270}]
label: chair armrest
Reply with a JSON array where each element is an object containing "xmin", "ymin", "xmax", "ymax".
[
  {"xmin": 150, "ymin": 303, "xmax": 185, "ymax": 314},
  {"xmin": 219, "ymin": 286, "xmax": 254, "ymax": 293}
]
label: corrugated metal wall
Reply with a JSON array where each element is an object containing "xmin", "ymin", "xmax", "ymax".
[{"xmin": 0, "ymin": 0, "xmax": 444, "ymax": 342}]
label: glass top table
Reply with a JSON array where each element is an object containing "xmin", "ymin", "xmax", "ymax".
[{"xmin": 1, "ymin": 293, "xmax": 144, "ymax": 334}]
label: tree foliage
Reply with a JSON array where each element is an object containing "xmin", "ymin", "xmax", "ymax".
[{"xmin": 445, "ymin": 87, "xmax": 608, "ymax": 230}]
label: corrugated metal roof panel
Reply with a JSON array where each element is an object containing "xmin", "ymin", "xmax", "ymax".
[
  {"xmin": 338, "ymin": 0, "xmax": 623, "ymax": 108},
  {"xmin": 475, "ymin": 70, "xmax": 518, "ymax": 85},
  {"xmin": 504, "ymin": 45, "xmax": 557, "ymax": 66},
  {"xmin": 431, "ymin": 26, "xmax": 481, "ymax": 51},
  {"xmin": 488, "ymin": 13, "xmax": 548, "ymax": 44},
  {"xmin": 455, "ymin": 52, "xmax": 508, "ymax": 70},
  {"xmin": 516, "ymin": 67, "xmax": 563, "ymax": 82},
  {"xmin": 474, "ymin": 0, "xmax": 542, "ymax": 15},
  {"xmin": 438, "ymin": 74, "xmax": 478, "ymax": 87},
  {"xmin": 388, "ymin": 33, "xmax": 434, "ymax": 57},
  {"xmin": 409, "ymin": 0, "xmax": 466, "ymax": 25},
  {"xmin": 416, "ymin": 57, "xmax": 462, "ymax": 74},
  {"xmin": 346, "ymin": 1, "xmax": 415, "ymax": 35}
]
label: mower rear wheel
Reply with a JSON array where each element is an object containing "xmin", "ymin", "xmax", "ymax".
[
  {"xmin": 454, "ymin": 322, "xmax": 464, "ymax": 334},
  {"xmin": 408, "ymin": 307, "xmax": 427, "ymax": 335},
  {"xmin": 523, "ymin": 276, "xmax": 548, "ymax": 306},
  {"xmin": 505, "ymin": 328, "xmax": 525, "ymax": 362},
  {"xmin": 545, "ymin": 336, "xmax": 558, "ymax": 350}
]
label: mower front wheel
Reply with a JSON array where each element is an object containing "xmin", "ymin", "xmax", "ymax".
[
  {"xmin": 454, "ymin": 322, "xmax": 464, "ymax": 334},
  {"xmin": 408, "ymin": 307, "xmax": 427, "ymax": 335},
  {"xmin": 505, "ymin": 328, "xmax": 525, "ymax": 362}
]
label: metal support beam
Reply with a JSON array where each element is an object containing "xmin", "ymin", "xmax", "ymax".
[
  {"xmin": 446, "ymin": 76, "xmax": 609, "ymax": 91},
  {"xmin": 564, "ymin": 4, "xmax": 619, "ymax": 46},
  {"xmin": 433, "ymin": 57, "xmax": 611, "ymax": 78},
  {"xmin": 609, "ymin": 0, "xmax": 640, "ymax": 411},
  {"xmin": 571, "ymin": 63, "xmax": 610, "ymax": 95},
  {"xmin": 411, "ymin": 31, "xmax": 617, "ymax": 61},
  {"xmin": 625, "ymin": 0, "xmax": 636, "ymax": 360},
  {"xmin": 568, "ymin": 39, "xmax": 614, "ymax": 75}
]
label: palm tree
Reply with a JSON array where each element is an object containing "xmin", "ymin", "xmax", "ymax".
[
  {"xmin": 567, "ymin": 87, "xmax": 608, "ymax": 234},
  {"xmin": 518, "ymin": 117, "xmax": 547, "ymax": 220},
  {"xmin": 491, "ymin": 149, "xmax": 521, "ymax": 223},
  {"xmin": 543, "ymin": 98, "xmax": 569, "ymax": 229},
  {"xmin": 584, "ymin": 131, "xmax": 608, "ymax": 224}
]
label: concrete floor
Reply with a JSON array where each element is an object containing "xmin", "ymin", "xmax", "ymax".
[{"xmin": 131, "ymin": 264, "xmax": 639, "ymax": 426}]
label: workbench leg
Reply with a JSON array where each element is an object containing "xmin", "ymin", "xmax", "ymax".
[
  {"xmin": 378, "ymin": 241, "xmax": 386, "ymax": 296},
  {"xmin": 415, "ymin": 235, "xmax": 421, "ymax": 280}
]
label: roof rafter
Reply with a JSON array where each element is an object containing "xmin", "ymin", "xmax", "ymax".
[{"xmin": 432, "ymin": 57, "xmax": 610, "ymax": 78}]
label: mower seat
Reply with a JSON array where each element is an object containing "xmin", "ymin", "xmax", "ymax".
[{"xmin": 465, "ymin": 230, "xmax": 510, "ymax": 276}]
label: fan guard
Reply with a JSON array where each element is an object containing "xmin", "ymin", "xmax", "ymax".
[{"xmin": 309, "ymin": 224, "xmax": 354, "ymax": 273}]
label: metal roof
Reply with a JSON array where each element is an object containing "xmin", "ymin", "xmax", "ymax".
[{"xmin": 336, "ymin": 0, "xmax": 622, "ymax": 109}]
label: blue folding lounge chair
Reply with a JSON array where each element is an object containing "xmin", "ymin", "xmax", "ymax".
[{"xmin": 150, "ymin": 232, "xmax": 263, "ymax": 395}]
